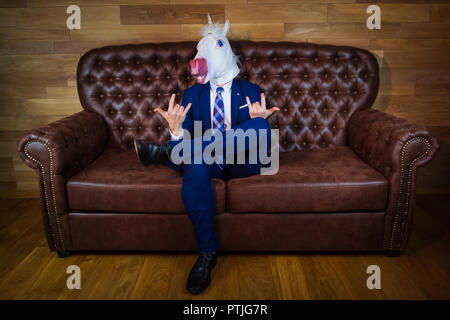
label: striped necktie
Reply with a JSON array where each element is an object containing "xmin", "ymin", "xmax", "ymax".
[{"xmin": 212, "ymin": 86, "xmax": 225, "ymax": 132}]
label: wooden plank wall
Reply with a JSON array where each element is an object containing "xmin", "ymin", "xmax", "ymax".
[{"xmin": 0, "ymin": 0, "xmax": 449, "ymax": 198}]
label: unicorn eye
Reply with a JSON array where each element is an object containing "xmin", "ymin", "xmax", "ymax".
[{"xmin": 216, "ymin": 39, "xmax": 224, "ymax": 48}]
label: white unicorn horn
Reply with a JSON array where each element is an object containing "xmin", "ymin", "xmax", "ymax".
[{"xmin": 207, "ymin": 12, "xmax": 212, "ymax": 25}]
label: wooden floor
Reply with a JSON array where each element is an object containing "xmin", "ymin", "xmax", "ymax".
[{"xmin": 0, "ymin": 195, "xmax": 449, "ymax": 300}]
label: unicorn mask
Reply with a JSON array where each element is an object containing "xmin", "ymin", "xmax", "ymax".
[{"xmin": 190, "ymin": 14, "xmax": 240, "ymax": 86}]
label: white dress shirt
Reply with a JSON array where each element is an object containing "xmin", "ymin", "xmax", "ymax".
[{"xmin": 170, "ymin": 80, "xmax": 233, "ymax": 141}]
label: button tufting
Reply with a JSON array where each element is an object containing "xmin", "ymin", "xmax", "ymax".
[
  {"xmin": 157, "ymin": 92, "xmax": 161, "ymax": 96},
  {"xmin": 128, "ymin": 77, "xmax": 132, "ymax": 82},
  {"xmin": 137, "ymin": 93, "xmax": 142, "ymax": 98},
  {"xmin": 303, "ymin": 74, "xmax": 308, "ymax": 78},
  {"xmin": 128, "ymin": 109, "xmax": 132, "ymax": 114},
  {"xmin": 118, "ymin": 93, "xmax": 122, "ymax": 98},
  {"xmin": 109, "ymin": 78, "xmax": 113, "ymax": 82}
]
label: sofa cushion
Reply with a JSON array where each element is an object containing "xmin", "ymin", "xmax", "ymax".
[
  {"xmin": 227, "ymin": 146, "xmax": 388, "ymax": 213},
  {"xmin": 67, "ymin": 148, "xmax": 225, "ymax": 214}
]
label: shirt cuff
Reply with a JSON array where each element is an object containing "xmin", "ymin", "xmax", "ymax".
[{"xmin": 169, "ymin": 129, "xmax": 183, "ymax": 141}]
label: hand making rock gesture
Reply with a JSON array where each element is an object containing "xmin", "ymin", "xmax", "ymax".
[
  {"xmin": 155, "ymin": 93, "xmax": 191, "ymax": 136},
  {"xmin": 246, "ymin": 92, "xmax": 279, "ymax": 119}
]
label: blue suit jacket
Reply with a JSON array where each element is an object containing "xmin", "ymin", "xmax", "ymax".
[{"xmin": 175, "ymin": 77, "xmax": 262, "ymax": 140}]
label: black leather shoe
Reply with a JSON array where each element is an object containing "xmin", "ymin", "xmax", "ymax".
[
  {"xmin": 134, "ymin": 138, "xmax": 171, "ymax": 166},
  {"xmin": 186, "ymin": 252, "xmax": 217, "ymax": 295}
]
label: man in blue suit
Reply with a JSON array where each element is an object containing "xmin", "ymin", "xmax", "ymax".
[{"xmin": 134, "ymin": 15, "xmax": 278, "ymax": 295}]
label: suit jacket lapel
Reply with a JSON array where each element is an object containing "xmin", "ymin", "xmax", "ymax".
[
  {"xmin": 230, "ymin": 78, "xmax": 241, "ymax": 128},
  {"xmin": 200, "ymin": 82, "xmax": 211, "ymax": 132}
]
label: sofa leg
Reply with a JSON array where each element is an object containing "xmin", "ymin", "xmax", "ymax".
[
  {"xmin": 57, "ymin": 250, "xmax": 72, "ymax": 258},
  {"xmin": 384, "ymin": 250, "xmax": 400, "ymax": 257}
]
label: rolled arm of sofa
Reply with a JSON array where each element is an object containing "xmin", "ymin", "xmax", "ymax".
[
  {"xmin": 348, "ymin": 108, "xmax": 439, "ymax": 252},
  {"xmin": 17, "ymin": 109, "xmax": 108, "ymax": 252}
]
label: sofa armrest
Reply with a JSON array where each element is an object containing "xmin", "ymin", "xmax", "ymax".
[
  {"xmin": 16, "ymin": 109, "xmax": 108, "ymax": 252},
  {"xmin": 348, "ymin": 108, "xmax": 439, "ymax": 252}
]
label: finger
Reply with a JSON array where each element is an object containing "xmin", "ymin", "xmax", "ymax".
[
  {"xmin": 173, "ymin": 103, "xmax": 180, "ymax": 114},
  {"xmin": 155, "ymin": 108, "xmax": 167, "ymax": 118},
  {"xmin": 168, "ymin": 93, "xmax": 175, "ymax": 112},
  {"xmin": 182, "ymin": 102, "xmax": 192, "ymax": 116},
  {"xmin": 261, "ymin": 92, "xmax": 266, "ymax": 109},
  {"xmin": 245, "ymin": 96, "xmax": 253, "ymax": 113},
  {"xmin": 254, "ymin": 101, "xmax": 262, "ymax": 112},
  {"xmin": 268, "ymin": 107, "xmax": 280, "ymax": 115},
  {"xmin": 179, "ymin": 106, "xmax": 184, "ymax": 115}
]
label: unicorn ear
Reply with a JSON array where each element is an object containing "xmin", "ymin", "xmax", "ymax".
[
  {"xmin": 207, "ymin": 13, "xmax": 212, "ymax": 25},
  {"xmin": 222, "ymin": 19, "xmax": 230, "ymax": 36}
]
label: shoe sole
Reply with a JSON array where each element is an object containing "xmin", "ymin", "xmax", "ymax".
[{"xmin": 134, "ymin": 139, "xmax": 151, "ymax": 166}]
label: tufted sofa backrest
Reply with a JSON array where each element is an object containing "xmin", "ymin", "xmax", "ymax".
[{"xmin": 77, "ymin": 41, "xmax": 379, "ymax": 151}]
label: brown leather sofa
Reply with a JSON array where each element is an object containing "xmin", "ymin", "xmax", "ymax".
[{"xmin": 17, "ymin": 41, "xmax": 439, "ymax": 257}]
